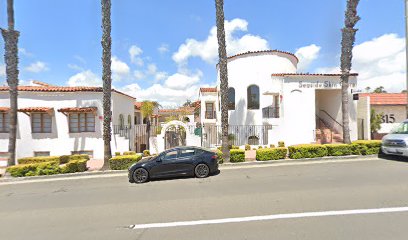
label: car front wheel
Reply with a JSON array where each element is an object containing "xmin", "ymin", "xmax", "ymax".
[
  {"xmin": 132, "ymin": 168, "xmax": 149, "ymax": 183},
  {"xmin": 195, "ymin": 163, "xmax": 210, "ymax": 178}
]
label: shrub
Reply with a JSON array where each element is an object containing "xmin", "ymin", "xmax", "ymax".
[
  {"xmin": 256, "ymin": 147, "xmax": 287, "ymax": 161},
  {"xmin": 216, "ymin": 150, "xmax": 223, "ymax": 164},
  {"xmin": 35, "ymin": 161, "xmax": 60, "ymax": 176},
  {"xmin": 258, "ymin": 146, "xmax": 263, "ymax": 149},
  {"xmin": 230, "ymin": 149, "xmax": 245, "ymax": 163},
  {"xmin": 270, "ymin": 144, "xmax": 275, "ymax": 148},
  {"xmin": 123, "ymin": 151, "xmax": 137, "ymax": 155},
  {"xmin": 231, "ymin": 145, "xmax": 239, "ymax": 149},
  {"xmin": 351, "ymin": 140, "xmax": 382, "ymax": 155},
  {"xmin": 115, "ymin": 152, "xmax": 121, "ymax": 156},
  {"xmin": 245, "ymin": 144, "xmax": 251, "ymax": 151},
  {"xmin": 143, "ymin": 150, "xmax": 150, "ymax": 157},
  {"xmin": 7, "ymin": 163, "xmax": 39, "ymax": 177},
  {"xmin": 288, "ymin": 144, "xmax": 328, "ymax": 159},
  {"xmin": 217, "ymin": 145, "xmax": 239, "ymax": 151},
  {"xmin": 109, "ymin": 154, "xmax": 142, "ymax": 170},
  {"xmin": 61, "ymin": 159, "xmax": 88, "ymax": 173},
  {"xmin": 278, "ymin": 141, "xmax": 285, "ymax": 147},
  {"xmin": 325, "ymin": 144, "xmax": 353, "ymax": 156},
  {"xmin": 19, "ymin": 154, "xmax": 89, "ymax": 165},
  {"xmin": 18, "ymin": 156, "xmax": 60, "ymax": 165}
]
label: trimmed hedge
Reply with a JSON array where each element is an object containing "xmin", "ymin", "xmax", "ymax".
[
  {"xmin": 60, "ymin": 159, "xmax": 88, "ymax": 173},
  {"xmin": 18, "ymin": 156, "xmax": 60, "ymax": 165},
  {"xmin": 245, "ymin": 144, "xmax": 251, "ymax": 150},
  {"xmin": 288, "ymin": 144, "xmax": 328, "ymax": 159},
  {"xmin": 7, "ymin": 161, "xmax": 60, "ymax": 177},
  {"xmin": 256, "ymin": 147, "xmax": 287, "ymax": 161},
  {"xmin": 123, "ymin": 151, "xmax": 137, "ymax": 155},
  {"xmin": 324, "ymin": 144, "xmax": 353, "ymax": 156},
  {"xmin": 216, "ymin": 149, "xmax": 245, "ymax": 163},
  {"xmin": 143, "ymin": 150, "xmax": 150, "ymax": 157},
  {"xmin": 18, "ymin": 154, "xmax": 89, "ymax": 165},
  {"xmin": 351, "ymin": 140, "xmax": 382, "ymax": 155},
  {"xmin": 230, "ymin": 149, "xmax": 245, "ymax": 163},
  {"xmin": 109, "ymin": 154, "xmax": 142, "ymax": 170}
]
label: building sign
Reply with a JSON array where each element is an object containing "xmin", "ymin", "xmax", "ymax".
[{"xmin": 298, "ymin": 81, "xmax": 357, "ymax": 89}]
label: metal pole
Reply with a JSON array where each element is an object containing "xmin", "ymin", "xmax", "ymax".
[{"xmin": 405, "ymin": 0, "xmax": 408, "ymax": 118}]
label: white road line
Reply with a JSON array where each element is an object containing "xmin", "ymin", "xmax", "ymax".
[{"xmin": 129, "ymin": 206, "xmax": 408, "ymax": 229}]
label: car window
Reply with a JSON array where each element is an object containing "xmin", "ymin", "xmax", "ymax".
[
  {"xmin": 163, "ymin": 150, "xmax": 178, "ymax": 160},
  {"xmin": 179, "ymin": 149, "xmax": 195, "ymax": 158}
]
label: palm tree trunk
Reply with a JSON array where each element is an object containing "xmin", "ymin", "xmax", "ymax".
[
  {"xmin": 101, "ymin": 0, "xmax": 112, "ymax": 169},
  {"xmin": 340, "ymin": 0, "xmax": 360, "ymax": 144},
  {"xmin": 215, "ymin": 0, "xmax": 230, "ymax": 162},
  {"xmin": 1, "ymin": 0, "xmax": 19, "ymax": 166}
]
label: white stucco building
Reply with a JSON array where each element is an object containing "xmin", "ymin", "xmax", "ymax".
[
  {"xmin": 199, "ymin": 50, "xmax": 358, "ymax": 147},
  {"xmin": 0, "ymin": 82, "xmax": 134, "ymax": 161}
]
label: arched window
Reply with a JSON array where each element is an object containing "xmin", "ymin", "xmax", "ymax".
[
  {"xmin": 228, "ymin": 87, "xmax": 235, "ymax": 110},
  {"xmin": 128, "ymin": 115, "xmax": 132, "ymax": 128},
  {"xmin": 248, "ymin": 136, "xmax": 259, "ymax": 145},
  {"xmin": 247, "ymin": 85, "xmax": 259, "ymax": 109},
  {"xmin": 119, "ymin": 114, "xmax": 124, "ymax": 129}
]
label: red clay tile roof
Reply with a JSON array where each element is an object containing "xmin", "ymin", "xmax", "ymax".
[
  {"xmin": 0, "ymin": 85, "xmax": 135, "ymax": 99},
  {"xmin": 134, "ymin": 102, "xmax": 143, "ymax": 110},
  {"xmin": 0, "ymin": 107, "xmax": 10, "ymax": 112},
  {"xmin": 18, "ymin": 107, "xmax": 54, "ymax": 113},
  {"xmin": 359, "ymin": 93, "xmax": 407, "ymax": 105},
  {"xmin": 57, "ymin": 107, "xmax": 97, "ymax": 113},
  {"xmin": 200, "ymin": 87, "xmax": 217, "ymax": 93},
  {"xmin": 216, "ymin": 50, "xmax": 299, "ymax": 66},
  {"xmin": 271, "ymin": 73, "xmax": 359, "ymax": 77}
]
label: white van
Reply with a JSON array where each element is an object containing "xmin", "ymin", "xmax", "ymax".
[{"xmin": 381, "ymin": 120, "xmax": 408, "ymax": 157}]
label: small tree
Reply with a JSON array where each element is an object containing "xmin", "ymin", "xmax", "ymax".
[
  {"xmin": 370, "ymin": 109, "xmax": 382, "ymax": 139},
  {"xmin": 373, "ymin": 86, "xmax": 387, "ymax": 93},
  {"xmin": 140, "ymin": 101, "xmax": 160, "ymax": 149}
]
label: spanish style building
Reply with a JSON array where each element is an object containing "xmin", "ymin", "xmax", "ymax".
[
  {"xmin": 0, "ymin": 81, "xmax": 134, "ymax": 160},
  {"xmin": 198, "ymin": 50, "xmax": 359, "ymax": 147}
]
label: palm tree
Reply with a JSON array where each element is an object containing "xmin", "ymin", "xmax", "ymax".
[
  {"xmin": 101, "ymin": 0, "xmax": 112, "ymax": 169},
  {"xmin": 215, "ymin": 0, "xmax": 230, "ymax": 162},
  {"xmin": 1, "ymin": 0, "xmax": 20, "ymax": 166},
  {"xmin": 340, "ymin": 0, "xmax": 360, "ymax": 144},
  {"xmin": 140, "ymin": 101, "xmax": 160, "ymax": 150}
]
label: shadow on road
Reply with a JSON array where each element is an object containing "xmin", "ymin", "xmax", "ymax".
[
  {"xmin": 378, "ymin": 153, "xmax": 408, "ymax": 163},
  {"xmin": 145, "ymin": 170, "xmax": 221, "ymax": 183}
]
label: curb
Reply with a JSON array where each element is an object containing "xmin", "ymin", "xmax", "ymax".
[{"xmin": 0, "ymin": 154, "xmax": 380, "ymax": 183}]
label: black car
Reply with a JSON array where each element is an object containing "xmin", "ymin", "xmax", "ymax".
[{"xmin": 128, "ymin": 146, "xmax": 219, "ymax": 183}]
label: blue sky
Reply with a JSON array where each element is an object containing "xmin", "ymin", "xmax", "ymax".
[{"xmin": 0, "ymin": 0, "xmax": 406, "ymax": 106}]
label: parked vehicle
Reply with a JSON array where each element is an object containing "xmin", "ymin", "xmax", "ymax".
[
  {"xmin": 381, "ymin": 120, "xmax": 408, "ymax": 157},
  {"xmin": 128, "ymin": 146, "xmax": 219, "ymax": 183}
]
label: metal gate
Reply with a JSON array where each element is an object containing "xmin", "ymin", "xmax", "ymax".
[{"xmin": 165, "ymin": 125, "xmax": 186, "ymax": 149}]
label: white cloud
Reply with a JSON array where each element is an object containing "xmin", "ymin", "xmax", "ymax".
[
  {"xmin": 134, "ymin": 70, "xmax": 145, "ymax": 80},
  {"xmin": 316, "ymin": 33, "xmax": 406, "ymax": 92},
  {"xmin": 67, "ymin": 70, "xmax": 101, "ymax": 86},
  {"xmin": 158, "ymin": 43, "xmax": 169, "ymax": 54},
  {"xmin": 19, "ymin": 48, "xmax": 33, "ymax": 57},
  {"xmin": 129, "ymin": 45, "xmax": 144, "ymax": 66},
  {"xmin": 0, "ymin": 64, "xmax": 5, "ymax": 77},
  {"xmin": 155, "ymin": 72, "xmax": 168, "ymax": 81},
  {"xmin": 67, "ymin": 64, "xmax": 84, "ymax": 71},
  {"xmin": 172, "ymin": 18, "xmax": 269, "ymax": 65},
  {"xmin": 146, "ymin": 64, "xmax": 158, "ymax": 75},
  {"xmin": 295, "ymin": 44, "xmax": 321, "ymax": 71},
  {"xmin": 25, "ymin": 61, "xmax": 49, "ymax": 73},
  {"xmin": 111, "ymin": 56, "xmax": 130, "ymax": 81},
  {"xmin": 164, "ymin": 71, "xmax": 202, "ymax": 90},
  {"xmin": 120, "ymin": 71, "xmax": 207, "ymax": 106}
]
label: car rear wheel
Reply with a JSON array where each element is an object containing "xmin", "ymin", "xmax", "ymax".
[
  {"xmin": 132, "ymin": 168, "xmax": 149, "ymax": 183},
  {"xmin": 195, "ymin": 163, "xmax": 210, "ymax": 178}
]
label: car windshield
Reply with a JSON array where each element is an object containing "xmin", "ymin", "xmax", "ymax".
[{"xmin": 391, "ymin": 122, "xmax": 408, "ymax": 134}]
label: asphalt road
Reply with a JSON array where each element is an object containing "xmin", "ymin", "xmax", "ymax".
[{"xmin": 1, "ymin": 157, "xmax": 408, "ymax": 240}]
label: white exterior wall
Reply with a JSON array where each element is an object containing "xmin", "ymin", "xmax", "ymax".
[
  {"xmin": 219, "ymin": 53, "xmax": 296, "ymax": 126},
  {"xmin": 0, "ymin": 91, "xmax": 134, "ymax": 160},
  {"xmin": 372, "ymin": 105, "xmax": 406, "ymax": 133},
  {"xmin": 199, "ymin": 92, "xmax": 218, "ymax": 125},
  {"xmin": 111, "ymin": 92, "xmax": 135, "ymax": 153},
  {"xmin": 357, "ymin": 96, "xmax": 371, "ymax": 140}
]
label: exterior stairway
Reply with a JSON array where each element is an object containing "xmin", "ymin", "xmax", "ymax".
[{"xmin": 315, "ymin": 116, "xmax": 344, "ymax": 144}]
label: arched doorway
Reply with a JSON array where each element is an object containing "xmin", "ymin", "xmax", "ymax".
[{"xmin": 164, "ymin": 125, "xmax": 186, "ymax": 149}]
